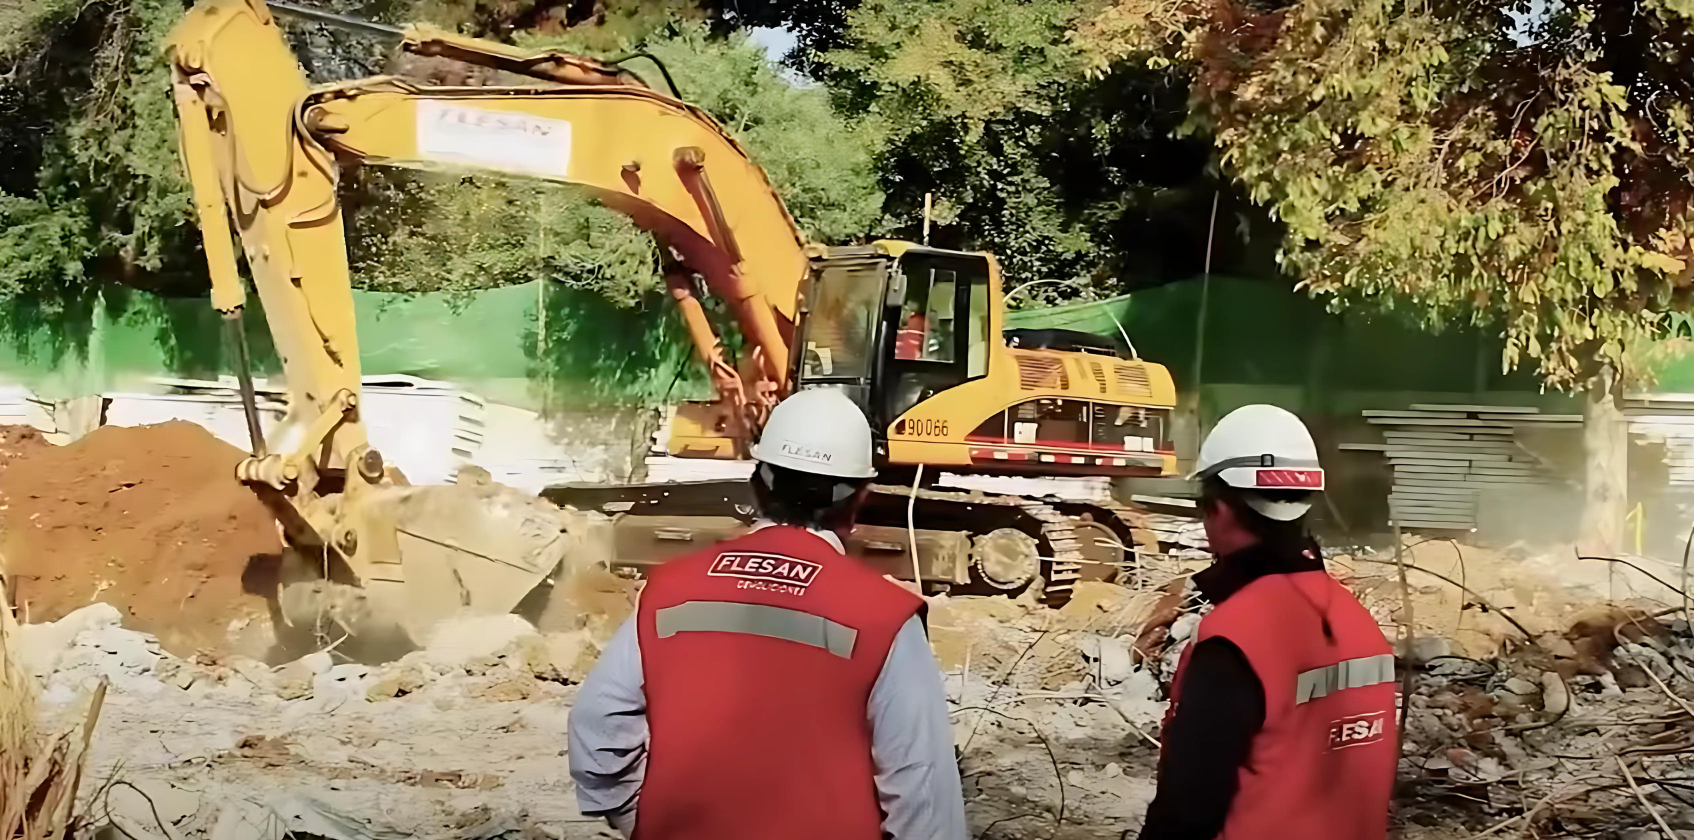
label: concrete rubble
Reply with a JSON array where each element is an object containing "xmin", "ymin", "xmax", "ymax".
[{"xmin": 9, "ymin": 541, "xmax": 1694, "ymax": 838}]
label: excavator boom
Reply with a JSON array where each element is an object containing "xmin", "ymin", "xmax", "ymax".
[
  {"xmin": 172, "ymin": 0, "xmax": 810, "ymax": 480},
  {"xmin": 304, "ymin": 81, "xmax": 805, "ymax": 385}
]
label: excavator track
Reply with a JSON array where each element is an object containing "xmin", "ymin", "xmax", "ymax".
[
  {"xmin": 1047, "ymin": 496, "xmax": 1154, "ymax": 580},
  {"xmin": 547, "ymin": 478, "xmax": 1104, "ymax": 605},
  {"xmin": 862, "ymin": 484, "xmax": 1086, "ymax": 605}
]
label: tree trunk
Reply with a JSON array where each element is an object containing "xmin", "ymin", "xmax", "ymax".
[{"xmin": 1580, "ymin": 364, "xmax": 1629, "ymax": 555}]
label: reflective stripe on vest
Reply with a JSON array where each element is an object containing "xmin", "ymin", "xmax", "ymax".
[
  {"xmin": 1294, "ymin": 653, "xmax": 1395, "ymax": 705},
  {"xmin": 655, "ymin": 600, "xmax": 859, "ymax": 658}
]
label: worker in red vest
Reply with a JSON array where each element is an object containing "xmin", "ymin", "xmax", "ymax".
[
  {"xmin": 567, "ymin": 387, "xmax": 967, "ymax": 840},
  {"xmin": 895, "ymin": 308, "xmax": 928, "ymax": 360},
  {"xmin": 1140, "ymin": 404, "xmax": 1396, "ymax": 840}
]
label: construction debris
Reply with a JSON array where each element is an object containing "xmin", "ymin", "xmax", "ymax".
[
  {"xmin": 1348, "ymin": 405, "xmax": 1573, "ymax": 531},
  {"xmin": 5, "ymin": 504, "xmax": 1694, "ymax": 838}
]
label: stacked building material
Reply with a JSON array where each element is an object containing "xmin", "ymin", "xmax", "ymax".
[
  {"xmin": 1342, "ymin": 404, "xmax": 1573, "ymax": 530},
  {"xmin": 1626, "ymin": 394, "xmax": 1694, "ymax": 487}
]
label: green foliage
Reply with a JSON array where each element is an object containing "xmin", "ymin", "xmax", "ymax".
[
  {"xmin": 639, "ymin": 23, "xmax": 883, "ymax": 242},
  {"xmin": 826, "ymin": 0, "xmax": 1100, "ymax": 286},
  {"xmin": 0, "ymin": 0, "xmax": 209, "ymax": 363},
  {"xmin": 346, "ymin": 173, "xmax": 663, "ymax": 303},
  {"xmin": 0, "ymin": 0, "xmax": 198, "ymax": 293},
  {"xmin": 0, "ymin": 0, "xmax": 82, "ymax": 57},
  {"xmin": 828, "ymin": 0, "xmax": 1085, "ymax": 124},
  {"xmin": 1078, "ymin": 0, "xmax": 1694, "ymax": 388},
  {"xmin": 346, "ymin": 18, "xmax": 884, "ymax": 302},
  {"xmin": 1650, "ymin": 0, "xmax": 1694, "ymax": 21},
  {"xmin": 818, "ymin": 0, "xmax": 1205, "ymax": 294}
]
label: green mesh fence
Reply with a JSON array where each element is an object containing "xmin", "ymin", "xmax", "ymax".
[
  {"xmin": 0, "ymin": 275, "xmax": 1688, "ymax": 414},
  {"xmin": 0, "ymin": 281, "xmax": 709, "ymax": 409},
  {"xmin": 1004, "ymin": 275, "xmax": 1598, "ymax": 422}
]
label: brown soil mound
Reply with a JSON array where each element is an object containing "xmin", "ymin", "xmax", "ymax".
[
  {"xmin": 0, "ymin": 421, "xmax": 282, "ymax": 656},
  {"xmin": 0, "ymin": 425, "xmax": 49, "ymax": 478}
]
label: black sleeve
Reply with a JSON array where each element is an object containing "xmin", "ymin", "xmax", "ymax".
[{"xmin": 1138, "ymin": 638, "xmax": 1265, "ymax": 840}]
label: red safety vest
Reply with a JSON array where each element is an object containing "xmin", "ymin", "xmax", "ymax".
[
  {"xmin": 1167, "ymin": 570, "xmax": 1396, "ymax": 840},
  {"xmin": 634, "ymin": 526, "xmax": 923, "ymax": 840},
  {"xmin": 895, "ymin": 313, "xmax": 927, "ymax": 359}
]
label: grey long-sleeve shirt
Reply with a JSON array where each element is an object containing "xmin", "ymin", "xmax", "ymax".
[{"xmin": 568, "ymin": 608, "xmax": 967, "ymax": 840}]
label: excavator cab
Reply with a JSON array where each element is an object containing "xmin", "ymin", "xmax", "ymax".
[
  {"xmin": 785, "ymin": 242, "xmax": 1178, "ymax": 481},
  {"xmin": 794, "ymin": 245, "xmax": 993, "ymax": 437}
]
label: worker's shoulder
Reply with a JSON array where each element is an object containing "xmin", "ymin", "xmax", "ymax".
[
  {"xmin": 1200, "ymin": 571, "xmax": 1344, "ymax": 632},
  {"xmin": 1201, "ymin": 571, "xmax": 1384, "ymax": 656}
]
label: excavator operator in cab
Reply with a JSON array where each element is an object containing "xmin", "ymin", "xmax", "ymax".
[
  {"xmin": 1140, "ymin": 404, "xmax": 1396, "ymax": 840},
  {"xmin": 567, "ymin": 387, "xmax": 967, "ymax": 840}
]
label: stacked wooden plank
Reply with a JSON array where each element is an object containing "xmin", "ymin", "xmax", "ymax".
[
  {"xmin": 1343, "ymin": 404, "xmax": 1574, "ymax": 530},
  {"xmin": 1626, "ymin": 394, "xmax": 1694, "ymax": 486}
]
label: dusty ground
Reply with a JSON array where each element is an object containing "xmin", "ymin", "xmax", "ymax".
[
  {"xmin": 1337, "ymin": 539, "xmax": 1694, "ymax": 660},
  {"xmin": 2, "ymin": 427, "xmax": 1690, "ymax": 840},
  {"xmin": 13, "ymin": 589, "xmax": 1166, "ymax": 840},
  {"xmin": 14, "ymin": 559, "xmax": 1694, "ymax": 840},
  {"xmin": 0, "ymin": 422, "xmax": 281, "ymax": 658}
]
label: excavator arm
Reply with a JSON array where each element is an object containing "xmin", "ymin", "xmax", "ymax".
[
  {"xmin": 171, "ymin": 0, "xmax": 365, "ymax": 492},
  {"xmin": 165, "ymin": 0, "xmax": 818, "ymax": 651},
  {"xmin": 171, "ymin": 0, "xmax": 810, "ymax": 490},
  {"xmin": 303, "ymin": 80, "xmax": 807, "ymax": 420}
]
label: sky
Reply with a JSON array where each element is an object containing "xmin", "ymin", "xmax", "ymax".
[
  {"xmin": 747, "ymin": 26, "xmax": 798, "ymax": 61},
  {"xmin": 745, "ymin": 25, "xmax": 812, "ymax": 87}
]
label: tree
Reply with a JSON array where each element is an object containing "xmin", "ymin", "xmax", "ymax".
[
  {"xmin": 0, "ymin": 1, "xmax": 884, "ymax": 366},
  {"xmin": 710, "ymin": 0, "xmax": 862, "ymax": 74},
  {"xmin": 1079, "ymin": 0, "xmax": 1694, "ymax": 550},
  {"xmin": 338, "ymin": 18, "xmax": 884, "ymax": 302},
  {"xmin": 813, "ymin": 0, "xmax": 1212, "ymax": 301},
  {"xmin": 0, "ymin": 0, "xmax": 203, "ymax": 298}
]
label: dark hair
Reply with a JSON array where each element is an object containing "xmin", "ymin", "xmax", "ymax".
[
  {"xmin": 1199, "ymin": 476, "xmax": 1313, "ymax": 555},
  {"xmin": 750, "ymin": 462, "xmax": 869, "ymax": 532}
]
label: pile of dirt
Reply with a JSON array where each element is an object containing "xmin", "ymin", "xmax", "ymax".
[
  {"xmin": 0, "ymin": 422, "xmax": 281, "ymax": 657},
  {"xmin": 0, "ymin": 425, "xmax": 50, "ymax": 478}
]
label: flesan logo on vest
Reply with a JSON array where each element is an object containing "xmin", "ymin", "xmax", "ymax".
[
  {"xmin": 708, "ymin": 552, "xmax": 823, "ymax": 590},
  {"xmin": 1328, "ymin": 711, "xmax": 1388, "ymax": 751}
]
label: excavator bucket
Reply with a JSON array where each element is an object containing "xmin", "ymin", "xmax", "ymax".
[{"xmin": 271, "ymin": 477, "xmax": 613, "ymax": 661}]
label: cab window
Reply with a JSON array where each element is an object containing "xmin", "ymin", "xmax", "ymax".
[
  {"xmin": 881, "ymin": 253, "xmax": 992, "ymax": 427},
  {"xmin": 966, "ymin": 279, "xmax": 989, "ymax": 378},
  {"xmin": 801, "ymin": 260, "xmax": 883, "ymax": 381},
  {"xmin": 896, "ymin": 267, "xmax": 957, "ymax": 363}
]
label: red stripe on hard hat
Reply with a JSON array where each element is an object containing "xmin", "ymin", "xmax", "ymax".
[{"xmin": 1256, "ymin": 469, "xmax": 1323, "ymax": 488}]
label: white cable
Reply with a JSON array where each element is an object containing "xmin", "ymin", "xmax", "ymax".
[{"xmin": 908, "ymin": 464, "xmax": 925, "ymax": 590}]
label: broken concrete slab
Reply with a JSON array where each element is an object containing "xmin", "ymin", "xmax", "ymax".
[
  {"xmin": 423, "ymin": 614, "xmax": 540, "ymax": 671},
  {"xmin": 102, "ymin": 778, "xmax": 202, "ymax": 840}
]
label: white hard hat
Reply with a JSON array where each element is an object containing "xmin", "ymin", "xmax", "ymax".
[
  {"xmin": 750, "ymin": 387, "xmax": 877, "ymax": 479},
  {"xmin": 1193, "ymin": 404, "xmax": 1323, "ymax": 521}
]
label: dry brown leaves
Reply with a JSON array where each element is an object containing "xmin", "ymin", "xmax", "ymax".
[{"xmin": 0, "ymin": 580, "xmax": 106, "ymax": 840}]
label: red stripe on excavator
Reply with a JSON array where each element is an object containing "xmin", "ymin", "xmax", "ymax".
[
  {"xmin": 970, "ymin": 448, "xmax": 1033, "ymax": 461},
  {"xmin": 965, "ymin": 435, "xmax": 1172, "ymax": 454}
]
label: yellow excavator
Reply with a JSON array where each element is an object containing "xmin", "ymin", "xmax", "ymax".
[{"xmin": 167, "ymin": 0, "xmax": 1179, "ymax": 646}]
